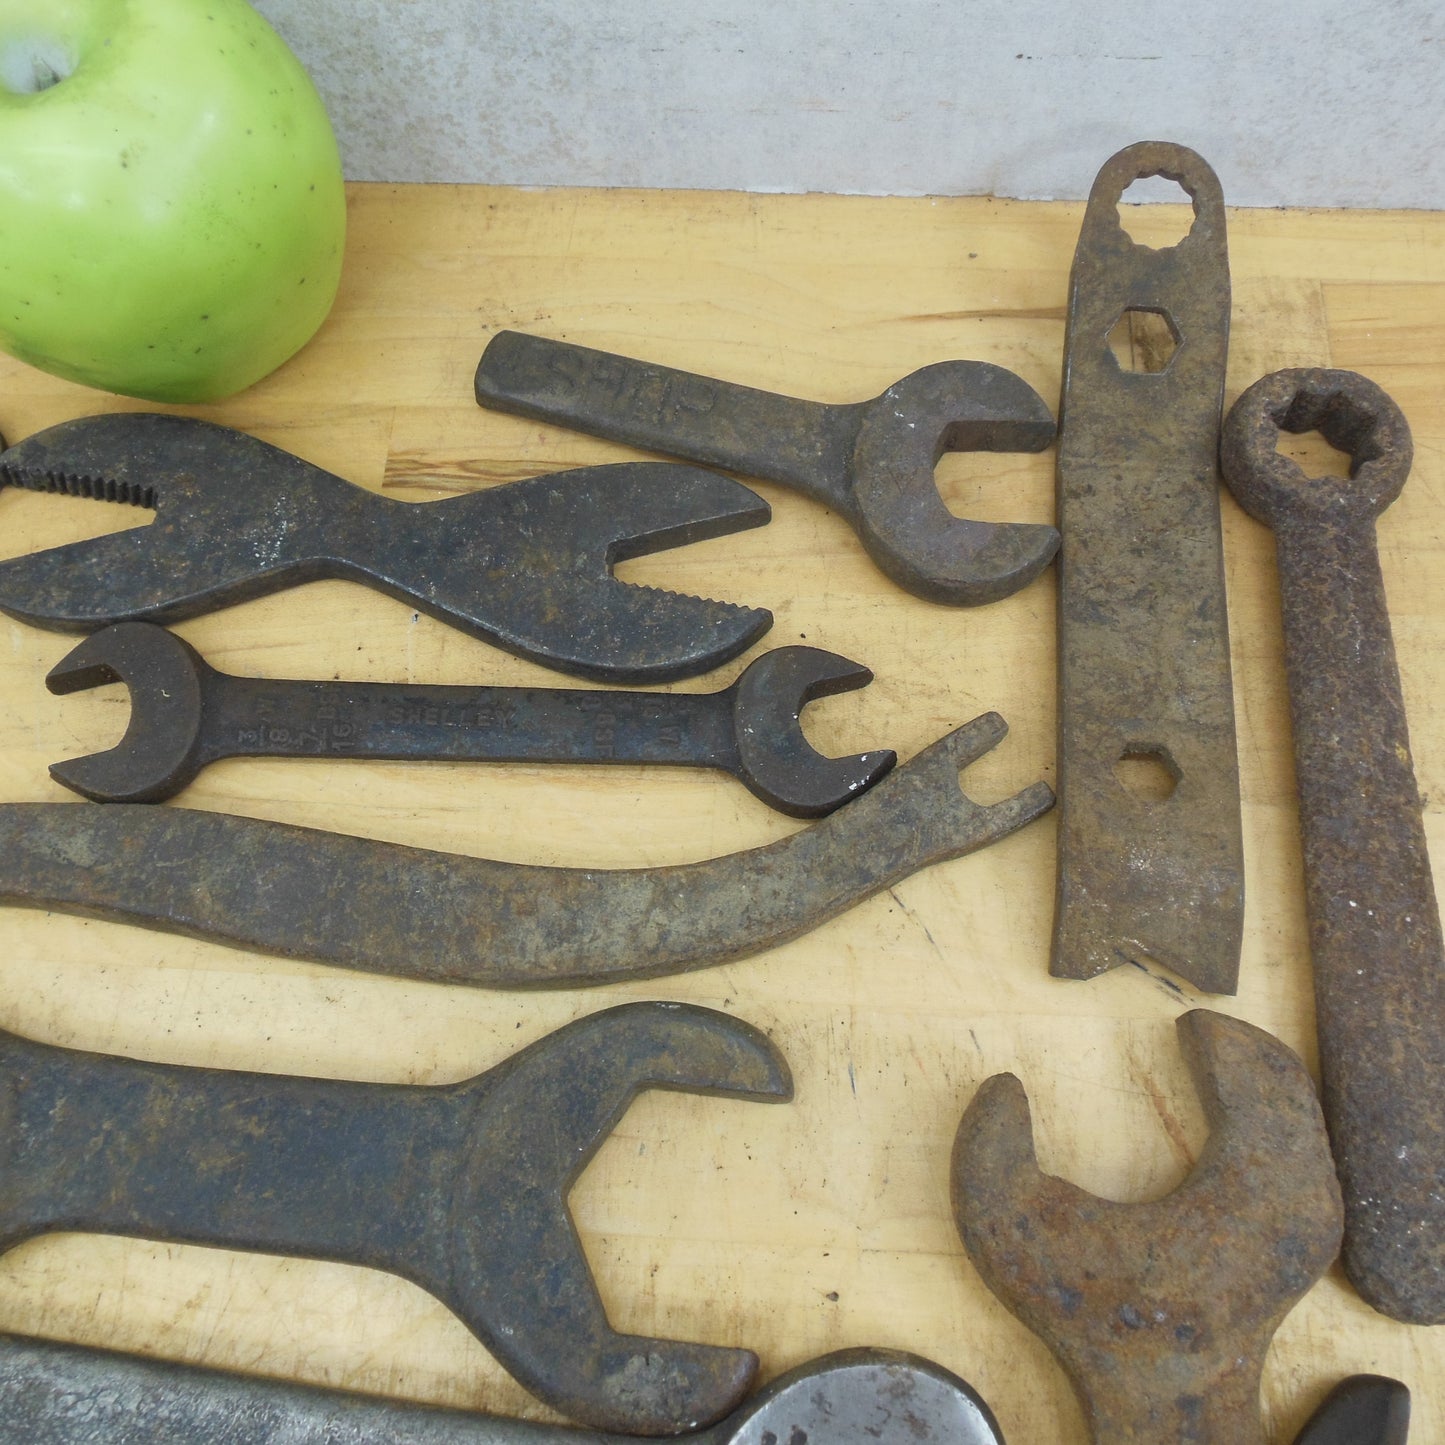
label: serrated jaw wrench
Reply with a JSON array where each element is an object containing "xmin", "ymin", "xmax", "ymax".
[
  {"xmin": 1052, "ymin": 142, "xmax": 1244, "ymax": 994},
  {"xmin": 0, "ymin": 1336, "xmax": 1008, "ymax": 1445},
  {"xmin": 1221, "ymin": 368, "xmax": 1445, "ymax": 1325},
  {"xmin": 475, "ymin": 331, "xmax": 1057, "ymax": 605},
  {"xmin": 0, "ymin": 1002, "xmax": 791, "ymax": 1436},
  {"xmin": 45, "ymin": 622, "xmax": 895, "ymax": 817},
  {"xmin": 0, "ymin": 712, "xmax": 1052, "ymax": 987},
  {"xmin": 0, "ymin": 413, "xmax": 772, "ymax": 683},
  {"xmin": 952, "ymin": 1011, "xmax": 1344, "ymax": 1444}
]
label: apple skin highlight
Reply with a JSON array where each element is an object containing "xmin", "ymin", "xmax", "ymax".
[{"xmin": 0, "ymin": 0, "xmax": 346, "ymax": 402}]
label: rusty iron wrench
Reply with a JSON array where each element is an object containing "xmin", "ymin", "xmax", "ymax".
[
  {"xmin": 475, "ymin": 331, "xmax": 1058, "ymax": 606},
  {"xmin": 0, "ymin": 1002, "xmax": 791, "ymax": 1437},
  {"xmin": 952, "ymin": 1012, "xmax": 1345, "ymax": 1444},
  {"xmin": 0, "ymin": 412, "xmax": 773, "ymax": 684},
  {"xmin": 0, "ymin": 1335, "xmax": 1008, "ymax": 1445},
  {"xmin": 0, "ymin": 712, "xmax": 1051, "ymax": 987},
  {"xmin": 45, "ymin": 623, "xmax": 895, "ymax": 817},
  {"xmin": 1221, "ymin": 368, "xmax": 1445, "ymax": 1325}
]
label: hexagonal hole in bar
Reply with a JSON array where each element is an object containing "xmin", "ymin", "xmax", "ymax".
[{"xmin": 1107, "ymin": 307, "xmax": 1180, "ymax": 374}]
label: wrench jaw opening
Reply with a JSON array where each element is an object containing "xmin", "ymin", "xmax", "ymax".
[
  {"xmin": 449, "ymin": 1003, "xmax": 792, "ymax": 1435},
  {"xmin": 928, "ymin": 713, "xmax": 1057, "ymax": 858},
  {"xmin": 729, "ymin": 647, "xmax": 896, "ymax": 818},
  {"xmin": 849, "ymin": 362, "xmax": 1059, "ymax": 607},
  {"xmin": 45, "ymin": 623, "xmax": 211, "ymax": 804}
]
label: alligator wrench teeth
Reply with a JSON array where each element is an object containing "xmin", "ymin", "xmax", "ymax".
[
  {"xmin": 0, "ymin": 713, "xmax": 1051, "ymax": 986},
  {"xmin": 0, "ymin": 1002, "xmax": 790, "ymax": 1436},
  {"xmin": 1221, "ymin": 366, "xmax": 1445, "ymax": 1325},
  {"xmin": 0, "ymin": 1335, "xmax": 1009, "ymax": 1445},
  {"xmin": 1052, "ymin": 141, "xmax": 1245, "ymax": 995},
  {"xmin": 0, "ymin": 412, "xmax": 772, "ymax": 683},
  {"xmin": 952, "ymin": 1010, "xmax": 1343, "ymax": 1445},
  {"xmin": 476, "ymin": 331, "xmax": 1058, "ymax": 605},
  {"xmin": 44, "ymin": 622, "xmax": 895, "ymax": 817}
]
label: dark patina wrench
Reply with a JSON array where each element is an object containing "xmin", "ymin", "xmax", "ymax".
[
  {"xmin": 0, "ymin": 1002, "xmax": 792, "ymax": 1436},
  {"xmin": 475, "ymin": 332, "xmax": 1058, "ymax": 605},
  {"xmin": 0, "ymin": 412, "xmax": 772, "ymax": 683},
  {"xmin": 0, "ymin": 1335, "xmax": 1008, "ymax": 1445},
  {"xmin": 952, "ymin": 1011, "xmax": 1344, "ymax": 1444},
  {"xmin": 1221, "ymin": 368, "xmax": 1445, "ymax": 1325},
  {"xmin": 46, "ymin": 622, "xmax": 895, "ymax": 816}
]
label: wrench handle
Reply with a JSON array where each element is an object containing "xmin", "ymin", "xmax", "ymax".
[
  {"xmin": 1273, "ymin": 512, "xmax": 1445, "ymax": 1322},
  {"xmin": 203, "ymin": 675, "xmax": 737, "ymax": 771},
  {"xmin": 476, "ymin": 330, "xmax": 857, "ymax": 512}
]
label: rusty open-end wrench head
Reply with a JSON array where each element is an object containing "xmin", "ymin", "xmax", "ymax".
[
  {"xmin": 1221, "ymin": 368, "xmax": 1414, "ymax": 529},
  {"xmin": 850, "ymin": 361, "xmax": 1058, "ymax": 606},
  {"xmin": 46, "ymin": 622, "xmax": 213, "ymax": 803},
  {"xmin": 729, "ymin": 646, "xmax": 895, "ymax": 817},
  {"xmin": 951, "ymin": 1011, "xmax": 1343, "ymax": 1444}
]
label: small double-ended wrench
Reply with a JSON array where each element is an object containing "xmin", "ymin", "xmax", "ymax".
[
  {"xmin": 46, "ymin": 622, "xmax": 895, "ymax": 816},
  {"xmin": 475, "ymin": 332, "xmax": 1058, "ymax": 605}
]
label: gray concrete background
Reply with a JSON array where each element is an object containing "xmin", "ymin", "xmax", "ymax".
[{"xmin": 253, "ymin": 0, "xmax": 1445, "ymax": 209}]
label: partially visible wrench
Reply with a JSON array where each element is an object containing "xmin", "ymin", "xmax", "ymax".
[
  {"xmin": 0, "ymin": 413, "xmax": 772, "ymax": 684},
  {"xmin": 1221, "ymin": 368, "xmax": 1445, "ymax": 1324},
  {"xmin": 45, "ymin": 623, "xmax": 895, "ymax": 817},
  {"xmin": 475, "ymin": 332, "xmax": 1058, "ymax": 605},
  {"xmin": 0, "ymin": 1003, "xmax": 791, "ymax": 1436},
  {"xmin": 0, "ymin": 1335, "xmax": 1008, "ymax": 1444}
]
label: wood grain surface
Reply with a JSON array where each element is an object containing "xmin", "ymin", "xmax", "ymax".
[{"xmin": 0, "ymin": 183, "xmax": 1441, "ymax": 1442}]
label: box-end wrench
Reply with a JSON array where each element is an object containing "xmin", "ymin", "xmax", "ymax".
[
  {"xmin": 1221, "ymin": 368, "xmax": 1445, "ymax": 1325},
  {"xmin": 0, "ymin": 413, "xmax": 773, "ymax": 684},
  {"xmin": 952, "ymin": 1011, "xmax": 1348, "ymax": 1444},
  {"xmin": 0, "ymin": 1335, "xmax": 1008, "ymax": 1445},
  {"xmin": 475, "ymin": 332, "xmax": 1058, "ymax": 606},
  {"xmin": 0, "ymin": 1002, "xmax": 791, "ymax": 1436},
  {"xmin": 0, "ymin": 712, "xmax": 1052, "ymax": 988},
  {"xmin": 45, "ymin": 622, "xmax": 896, "ymax": 817}
]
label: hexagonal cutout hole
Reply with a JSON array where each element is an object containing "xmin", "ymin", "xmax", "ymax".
[
  {"xmin": 1115, "ymin": 745, "xmax": 1180, "ymax": 803},
  {"xmin": 1275, "ymin": 427, "xmax": 1353, "ymax": 480},
  {"xmin": 1117, "ymin": 175, "xmax": 1197, "ymax": 248},
  {"xmin": 1107, "ymin": 307, "xmax": 1180, "ymax": 374}
]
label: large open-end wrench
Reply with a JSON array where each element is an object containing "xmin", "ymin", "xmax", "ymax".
[
  {"xmin": 0, "ymin": 413, "xmax": 772, "ymax": 683},
  {"xmin": 1221, "ymin": 368, "xmax": 1445, "ymax": 1325},
  {"xmin": 0, "ymin": 1335, "xmax": 1008, "ymax": 1445},
  {"xmin": 45, "ymin": 623, "xmax": 895, "ymax": 817},
  {"xmin": 0, "ymin": 712, "xmax": 1052, "ymax": 986},
  {"xmin": 0, "ymin": 1003, "xmax": 791, "ymax": 1436},
  {"xmin": 475, "ymin": 332, "xmax": 1058, "ymax": 605},
  {"xmin": 952, "ymin": 1011, "xmax": 1344, "ymax": 1444}
]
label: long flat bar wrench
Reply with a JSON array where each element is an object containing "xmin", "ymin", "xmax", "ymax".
[
  {"xmin": 46, "ymin": 623, "xmax": 895, "ymax": 817},
  {"xmin": 1052, "ymin": 141, "xmax": 1244, "ymax": 994},
  {"xmin": 0, "ymin": 1335, "xmax": 1007, "ymax": 1445},
  {"xmin": 1221, "ymin": 368, "xmax": 1445, "ymax": 1324}
]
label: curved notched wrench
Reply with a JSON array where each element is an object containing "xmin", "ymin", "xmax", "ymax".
[
  {"xmin": 44, "ymin": 622, "xmax": 895, "ymax": 817},
  {"xmin": 476, "ymin": 332, "xmax": 1059, "ymax": 605},
  {"xmin": 0, "ymin": 413, "xmax": 773, "ymax": 684},
  {"xmin": 0, "ymin": 712, "xmax": 1052, "ymax": 987},
  {"xmin": 952, "ymin": 1011, "xmax": 1345, "ymax": 1445},
  {"xmin": 0, "ymin": 1002, "xmax": 792, "ymax": 1436}
]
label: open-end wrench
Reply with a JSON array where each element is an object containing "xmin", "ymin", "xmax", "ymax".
[
  {"xmin": 0, "ymin": 1002, "xmax": 791, "ymax": 1436},
  {"xmin": 1221, "ymin": 368, "xmax": 1445, "ymax": 1325},
  {"xmin": 45, "ymin": 623, "xmax": 895, "ymax": 817},
  {"xmin": 1052, "ymin": 141, "xmax": 1244, "ymax": 995},
  {"xmin": 0, "ymin": 712, "xmax": 1051, "ymax": 987},
  {"xmin": 952, "ymin": 1011, "xmax": 1344, "ymax": 1444},
  {"xmin": 0, "ymin": 1335, "xmax": 1008, "ymax": 1444},
  {"xmin": 475, "ymin": 332, "xmax": 1058, "ymax": 606},
  {"xmin": 0, "ymin": 413, "xmax": 772, "ymax": 683}
]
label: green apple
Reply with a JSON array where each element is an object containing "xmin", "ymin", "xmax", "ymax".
[{"xmin": 0, "ymin": 0, "xmax": 346, "ymax": 401}]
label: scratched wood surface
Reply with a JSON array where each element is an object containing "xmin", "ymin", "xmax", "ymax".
[{"xmin": 0, "ymin": 184, "xmax": 1441, "ymax": 1443}]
